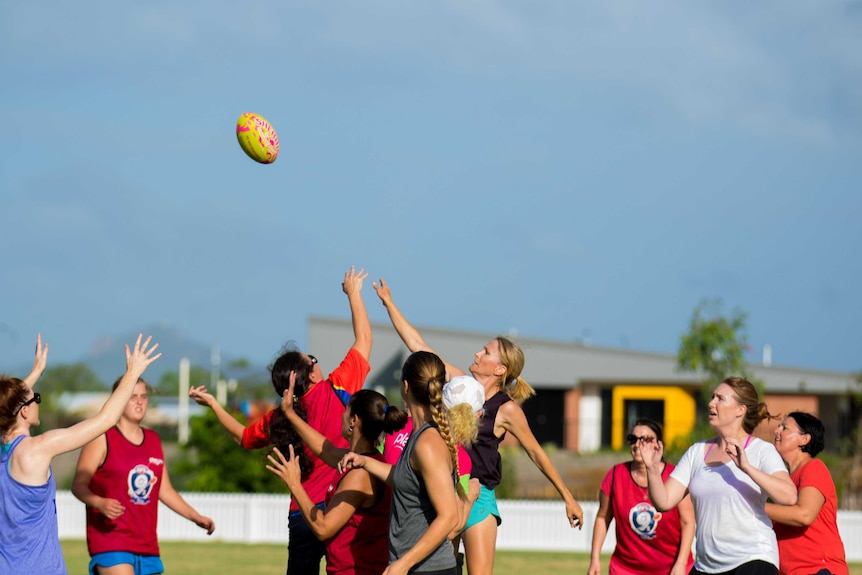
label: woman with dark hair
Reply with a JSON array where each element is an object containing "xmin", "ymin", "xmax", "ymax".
[
  {"xmin": 189, "ymin": 267, "xmax": 372, "ymax": 575},
  {"xmin": 588, "ymin": 418, "xmax": 694, "ymax": 575},
  {"xmin": 372, "ymin": 279, "xmax": 583, "ymax": 575},
  {"xmin": 766, "ymin": 412, "xmax": 848, "ymax": 575},
  {"xmin": 642, "ymin": 377, "xmax": 797, "ymax": 575},
  {"xmin": 266, "ymin": 372, "xmax": 408, "ymax": 575},
  {"xmin": 0, "ymin": 334, "xmax": 160, "ymax": 575},
  {"xmin": 338, "ymin": 351, "xmax": 463, "ymax": 575}
]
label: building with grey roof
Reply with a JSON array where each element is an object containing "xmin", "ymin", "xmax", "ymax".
[{"xmin": 310, "ymin": 316, "xmax": 858, "ymax": 453}]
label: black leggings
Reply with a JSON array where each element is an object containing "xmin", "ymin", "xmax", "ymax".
[{"xmin": 691, "ymin": 560, "xmax": 777, "ymax": 575}]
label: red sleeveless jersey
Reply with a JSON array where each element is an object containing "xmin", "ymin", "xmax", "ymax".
[
  {"xmin": 323, "ymin": 453, "xmax": 391, "ymax": 575},
  {"xmin": 86, "ymin": 427, "xmax": 165, "ymax": 556}
]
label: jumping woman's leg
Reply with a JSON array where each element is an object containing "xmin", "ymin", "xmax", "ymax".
[{"xmin": 461, "ymin": 515, "xmax": 497, "ymax": 575}]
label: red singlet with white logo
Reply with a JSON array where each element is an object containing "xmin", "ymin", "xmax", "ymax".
[{"xmin": 86, "ymin": 426, "xmax": 165, "ymax": 556}]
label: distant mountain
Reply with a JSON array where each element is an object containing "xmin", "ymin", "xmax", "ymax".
[{"xmin": 81, "ymin": 324, "xmax": 254, "ymax": 386}]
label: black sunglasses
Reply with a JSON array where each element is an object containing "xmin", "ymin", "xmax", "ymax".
[
  {"xmin": 14, "ymin": 392, "xmax": 41, "ymax": 416},
  {"xmin": 308, "ymin": 355, "xmax": 318, "ymax": 366},
  {"xmin": 626, "ymin": 434, "xmax": 656, "ymax": 446}
]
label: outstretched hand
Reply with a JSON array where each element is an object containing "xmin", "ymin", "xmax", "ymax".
[
  {"xmin": 23, "ymin": 333, "xmax": 49, "ymax": 389},
  {"xmin": 372, "ymin": 278, "xmax": 392, "ymax": 304},
  {"xmin": 266, "ymin": 445, "xmax": 302, "ymax": 490},
  {"xmin": 342, "ymin": 266, "xmax": 368, "ymax": 297},
  {"xmin": 188, "ymin": 386, "xmax": 216, "ymax": 407},
  {"xmin": 279, "ymin": 371, "xmax": 298, "ymax": 417},
  {"xmin": 125, "ymin": 335, "xmax": 161, "ymax": 378}
]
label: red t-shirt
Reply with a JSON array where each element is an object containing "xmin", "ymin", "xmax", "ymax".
[
  {"xmin": 773, "ymin": 458, "xmax": 848, "ymax": 575},
  {"xmin": 86, "ymin": 427, "xmax": 164, "ymax": 556},
  {"xmin": 242, "ymin": 348, "xmax": 370, "ymax": 511},
  {"xmin": 323, "ymin": 453, "xmax": 391, "ymax": 575},
  {"xmin": 600, "ymin": 462, "xmax": 693, "ymax": 575}
]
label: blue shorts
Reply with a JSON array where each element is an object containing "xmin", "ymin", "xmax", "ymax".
[
  {"xmin": 90, "ymin": 552, "xmax": 165, "ymax": 575},
  {"xmin": 464, "ymin": 484, "xmax": 501, "ymax": 530}
]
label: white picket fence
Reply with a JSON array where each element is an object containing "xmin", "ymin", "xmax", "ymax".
[{"xmin": 56, "ymin": 492, "xmax": 862, "ymax": 561}]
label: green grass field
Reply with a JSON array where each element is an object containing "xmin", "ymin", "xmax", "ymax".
[{"xmin": 61, "ymin": 540, "xmax": 862, "ymax": 575}]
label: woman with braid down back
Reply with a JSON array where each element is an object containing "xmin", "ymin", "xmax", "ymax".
[
  {"xmin": 373, "ymin": 279, "xmax": 584, "ymax": 575},
  {"xmin": 339, "ymin": 351, "xmax": 461, "ymax": 575}
]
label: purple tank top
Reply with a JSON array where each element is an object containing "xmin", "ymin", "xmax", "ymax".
[{"xmin": 0, "ymin": 435, "xmax": 67, "ymax": 575}]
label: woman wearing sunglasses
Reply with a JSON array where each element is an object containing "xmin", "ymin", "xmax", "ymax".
[
  {"xmin": 189, "ymin": 266, "xmax": 373, "ymax": 575},
  {"xmin": 588, "ymin": 418, "xmax": 694, "ymax": 575},
  {"xmin": 0, "ymin": 334, "xmax": 161, "ymax": 575}
]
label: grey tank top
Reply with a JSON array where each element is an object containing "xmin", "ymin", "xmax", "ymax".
[{"xmin": 389, "ymin": 421, "xmax": 456, "ymax": 573}]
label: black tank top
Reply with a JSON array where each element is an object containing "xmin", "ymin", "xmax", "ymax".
[{"xmin": 465, "ymin": 391, "xmax": 511, "ymax": 489}]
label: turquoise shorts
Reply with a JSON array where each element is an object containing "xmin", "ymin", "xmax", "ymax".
[
  {"xmin": 90, "ymin": 552, "xmax": 165, "ymax": 575},
  {"xmin": 464, "ymin": 483, "xmax": 501, "ymax": 530}
]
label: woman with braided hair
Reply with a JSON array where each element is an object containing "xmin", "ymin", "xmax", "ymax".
[
  {"xmin": 339, "ymin": 351, "xmax": 461, "ymax": 575},
  {"xmin": 373, "ymin": 279, "xmax": 583, "ymax": 575}
]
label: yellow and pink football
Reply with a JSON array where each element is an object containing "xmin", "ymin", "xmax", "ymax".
[{"xmin": 236, "ymin": 112, "xmax": 280, "ymax": 164}]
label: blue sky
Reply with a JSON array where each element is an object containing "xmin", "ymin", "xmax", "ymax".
[{"xmin": 2, "ymin": 2, "xmax": 860, "ymax": 374}]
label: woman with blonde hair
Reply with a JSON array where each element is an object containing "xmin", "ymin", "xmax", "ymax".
[
  {"xmin": 641, "ymin": 377, "xmax": 797, "ymax": 575},
  {"xmin": 339, "ymin": 351, "xmax": 462, "ymax": 575},
  {"xmin": 373, "ymin": 279, "xmax": 583, "ymax": 575}
]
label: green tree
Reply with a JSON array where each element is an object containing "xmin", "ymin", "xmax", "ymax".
[
  {"xmin": 672, "ymin": 299, "xmax": 762, "ymax": 458},
  {"xmin": 171, "ymin": 410, "xmax": 286, "ymax": 493},
  {"xmin": 677, "ymin": 298, "xmax": 759, "ymax": 404},
  {"xmin": 40, "ymin": 362, "xmax": 105, "ymax": 392}
]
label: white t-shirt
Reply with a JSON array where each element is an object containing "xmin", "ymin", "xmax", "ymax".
[{"xmin": 669, "ymin": 437, "xmax": 787, "ymax": 573}]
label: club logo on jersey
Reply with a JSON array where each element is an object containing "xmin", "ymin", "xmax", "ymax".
[
  {"xmin": 628, "ymin": 502, "xmax": 663, "ymax": 540},
  {"xmin": 128, "ymin": 464, "xmax": 158, "ymax": 504}
]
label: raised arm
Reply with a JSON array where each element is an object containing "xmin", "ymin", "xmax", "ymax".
[
  {"xmin": 188, "ymin": 385, "xmax": 246, "ymax": 445},
  {"xmin": 14, "ymin": 335, "xmax": 160, "ymax": 483},
  {"xmin": 498, "ymin": 400, "xmax": 583, "ymax": 529},
  {"xmin": 641, "ymin": 440, "xmax": 688, "ymax": 511},
  {"xmin": 159, "ymin": 463, "xmax": 215, "ymax": 534},
  {"xmin": 22, "ymin": 333, "xmax": 48, "ymax": 391},
  {"xmin": 279, "ymin": 371, "xmax": 346, "ymax": 467},
  {"xmin": 373, "ymin": 278, "xmax": 464, "ymax": 379},
  {"xmin": 343, "ymin": 266, "xmax": 372, "ymax": 361}
]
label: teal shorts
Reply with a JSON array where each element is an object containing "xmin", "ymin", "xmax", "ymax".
[
  {"xmin": 464, "ymin": 483, "xmax": 501, "ymax": 530},
  {"xmin": 90, "ymin": 552, "xmax": 165, "ymax": 575}
]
